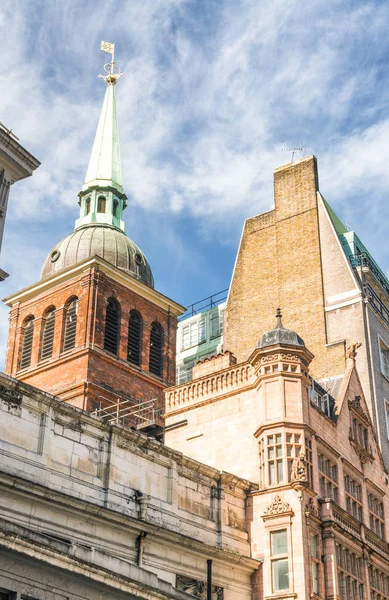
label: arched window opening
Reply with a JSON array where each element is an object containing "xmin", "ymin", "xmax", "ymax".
[
  {"xmin": 20, "ymin": 317, "xmax": 34, "ymax": 370},
  {"xmin": 149, "ymin": 322, "xmax": 163, "ymax": 377},
  {"xmin": 97, "ymin": 196, "xmax": 106, "ymax": 213},
  {"xmin": 104, "ymin": 297, "xmax": 120, "ymax": 355},
  {"xmin": 113, "ymin": 199, "xmax": 119, "ymax": 217},
  {"xmin": 127, "ymin": 310, "xmax": 142, "ymax": 366},
  {"xmin": 85, "ymin": 197, "xmax": 91, "ymax": 216},
  {"xmin": 41, "ymin": 308, "xmax": 56, "ymax": 360},
  {"xmin": 63, "ymin": 298, "xmax": 78, "ymax": 352}
]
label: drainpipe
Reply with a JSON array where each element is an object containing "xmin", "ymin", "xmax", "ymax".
[{"xmin": 207, "ymin": 559, "xmax": 212, "ymax": 600}]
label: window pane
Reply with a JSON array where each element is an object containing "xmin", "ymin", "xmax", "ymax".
[
  {"xmin": 272, "ymin": 558, "xmax": 289, "ymax": 591},
  {"xmin": 312, "ymin": 562, "xmax": 319, "ymax": 594},
  {"xmin": 269, "ymin": 462, "xmax": 275, "ymax": 484},
  {"xmin": 277, "ymin": 461, "xmax": 284, "ymax": 482},
  {"xmin": 271, "ymin": 530, "xmax": 287, "ymax": 555}
]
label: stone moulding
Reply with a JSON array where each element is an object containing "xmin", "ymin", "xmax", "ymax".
[{"xmin": 262, "ymin": 495, "xmax": 294, "ymax": 519}]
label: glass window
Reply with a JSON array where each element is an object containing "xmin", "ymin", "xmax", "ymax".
[
  {"xmin": 272, "ymin": 530, "xmax": 288, "ymax": 554},
  {"xmin": 181, "ymin": 318, "xmax": 206, "ymax": 350},
  {"xmin": 210, "ymin": 309, "xmax": 224, "ymax": 338},
  {"xmin": 344, "ymin": 474, "xmax": 363, "ymax": 522},
  {"xmin": 268, "ymin": 434, "xmax": 284, "ymax": 485},
  {"xmin": 368, "ymin": 492, "xmax": 385, "ymax": 539},
  {"xmin": 271, "ymin": 530, "xmax": 289, "ymax": 592},
  {"xmin": 318, "ymin": 452, "xmax": 338, "ymax": 502},
  {"xmin": 380, "ymin": 339, "xmax": 389, "ymax": 379}
]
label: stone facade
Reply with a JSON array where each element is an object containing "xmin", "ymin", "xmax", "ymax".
[
  {"xmin": 0, "ymin": 372, "xmax": 259, "ymax": 600},
  {"xmin": 0, "ymin": 123, "xmax": 40, "ymax": 280},
  {"xmin": 4, "ymin": 256, "xmax": 184, "ymax": 417},
  {"xmin": 165, "ymin": 328, "xmax": 389, "ymax": 599},
  {"xmin": 224, "ymin": 155, "xmax": 389, "ymax": 467}
]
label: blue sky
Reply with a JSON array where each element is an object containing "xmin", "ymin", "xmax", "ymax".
[{"xmin": 0, "ymin": 0, "xmax": 389, "ymax": 364}]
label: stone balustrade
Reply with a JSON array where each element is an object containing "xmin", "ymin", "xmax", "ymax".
[{"xmin": 166, "ymin": 363, "xmax": 255, "ymax": 412}]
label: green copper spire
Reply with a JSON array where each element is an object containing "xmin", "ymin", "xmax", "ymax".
[
  {"xmin": 75, "ymin": 42, "xmax": 127, "ymax": 232},
  {"xmin": 83, "ymin": 84, "xmax": 123, "ymax": 193}
]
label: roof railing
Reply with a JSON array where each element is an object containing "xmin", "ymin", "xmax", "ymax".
[
  {"xmin": 349, "ymin": 252, "xmax": 389, "ymax": 297},
  {"xmin": 178, "ymin": 288, "xmax": 228, "ymax": 321}
]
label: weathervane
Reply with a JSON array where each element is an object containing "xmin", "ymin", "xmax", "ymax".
[
  {"xmin": 99, "ymin": 40, "xmax": 124, "ymax": 86},
  {"xmin": 282, "ymin": 143, "xmax": 307, "ymax": 163}
]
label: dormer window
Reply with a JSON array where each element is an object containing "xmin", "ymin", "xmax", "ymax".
[
  {"xmin": 97, "ymin": 196, "xmax": 106, "ymax": 213},
  {"xmin": 113, "ymin": 199, "xmax": 119, "ymax": 217},
  {"xmin": 85, "ymin": 197, "xmax": 91, "ymax": 216}
]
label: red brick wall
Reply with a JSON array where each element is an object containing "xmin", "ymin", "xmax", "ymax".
[{"xmin": 5, "ymin": 263, "xmax": 178, "ymax": 414}]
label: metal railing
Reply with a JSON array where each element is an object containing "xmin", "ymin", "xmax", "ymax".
[
  {"xmin": 363, "ymin": 283, "xmax": 389, "ymax": 329},
  {"xmin": 178, "ymin": 288, "xmax": 228, "ymax": 321},
  {"xmin": 350, "ymin": 252, "xmax": 389, "ymax": 297}
]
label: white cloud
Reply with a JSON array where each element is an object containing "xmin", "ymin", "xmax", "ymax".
[{"xmin": 0, "ymin": 0, "xmax": 388, "ymax": 365}]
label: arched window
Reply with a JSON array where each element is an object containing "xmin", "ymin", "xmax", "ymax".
[
  {"xmin": 104, "ymin": 297, "xmax": 120, "ymax": 355},
  {"xmin": 20, "ymin": 316, "xmax": 34, "ymax": 370},
  {"xmin": 63, "ymin": 298, "xmax": 78, "ymax": 352},
  {"xmin": 113, "ymin": 199, "xmax": 118, "ymax": 217},
  {"xmin": 97, "ymin": 196, "xmax": 106, "ymax": 213},
  {"xmin": 127, "ymin": 310, "xmax": 142, "ymax": 366},
  {"xmin": 149, "ymin": 322, "xmax": 163, "ymax": 377},
  {"xmin": 41, "ymin": 307, "xmax": 56, "ymax": 360},
  {"xmin": 85, "ymin": 197, "xmax": 91, "ymax": 216}
]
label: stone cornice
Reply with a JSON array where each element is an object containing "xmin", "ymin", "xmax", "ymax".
[
  {"xmin": 0, "ymin": 128, "xmax": 40, "ymax": 180},
  {"xmin": 3, "ymin": 256, "xmax": 185, "ymax": 316}
]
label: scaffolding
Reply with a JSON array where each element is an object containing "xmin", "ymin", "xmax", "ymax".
[{"xmin": 91, "ymin": 395, "xmax": 163, "ymax": 437}]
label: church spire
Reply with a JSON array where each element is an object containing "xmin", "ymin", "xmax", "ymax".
[{"xmin": 75, "ymin": 42, "xmax": 127, "ymax": 233}]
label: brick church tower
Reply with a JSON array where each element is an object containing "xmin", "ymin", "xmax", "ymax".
[{"xmin": 4, "ymin": 47, "xmax": 184, "ymax": 425}]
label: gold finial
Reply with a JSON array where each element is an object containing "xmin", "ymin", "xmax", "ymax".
[{"xmin": 99, "ymin": 40, "xmax": 124, "ymax": 86}]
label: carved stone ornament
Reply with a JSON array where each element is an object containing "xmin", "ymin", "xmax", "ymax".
[
  {"xmin": 261, "ymin": 353, "xmax": 280, "ymax": 364},
  {"xmin": 346, "ymin": 342, "xmax": 362, "ymax": 361},
  {"xmin": 176, "ymin": 576, "xmax": 223, "ymax": 599},
  {"xmin": 0, "ymin": 385, "xmax": 23, "ymax": 406},
  {"xmin": 348, "ymin": 395, "xmax": 369, "ymax": 422},
  {"xmin": 280, "ymin": 353, "xmax": 300, "ymax": 362},
  {"xmin": 290, "ymin": 452, "xmax": 307, "ymax": 483},
  {"xmin": 305, "ymin": 497, "xmax": 319, "ymax": 518},
  {"xmin": 263, "ymin": 495, "xmax": 293, "ymax": 517}
]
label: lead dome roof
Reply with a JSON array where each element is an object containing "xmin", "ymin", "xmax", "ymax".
[
  {"xmin": 257, "ymin": 309, "xmax": 305, "ymax": 349},
  {"xmin": 41, "ymin": 224, "xmax": 154, "ymax": 288}
]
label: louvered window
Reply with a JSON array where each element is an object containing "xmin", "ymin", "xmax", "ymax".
[
  {"xmin": 127, "ymin": 311, "xmax": 141, "ymax": 366},
  {"xmin": 104, "ymin": 298, "xmax": 120, "ymax": 355},
  {"xmin": 20, "ymin": 317, "xmax": 34, "ymax": 369},
  {"xmin": 113, "ymin": 199, "xmax": 118, "ymax": 217},
  {"xmin": 63, "ymin": 299, "xmax": 77, "ymax": 352},
  {"xmin": 149, "ymin": 323, "xmax": 163, "ymax": 377},
  {"xmin": 41, "ymin": 308, "xmax": 55, "ymax": 360},
  {"xmin": 85, "ymin": 197, "xmax": 91, "ymax": 215}
]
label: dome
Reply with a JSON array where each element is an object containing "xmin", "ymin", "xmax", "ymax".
[
  {"xmin": 257, "ymin": 309, "xmax": 305, "ymax": 349},
  {"xmin": 41, "ymin": 224, "xmax": 154, "ymax": 288}
]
